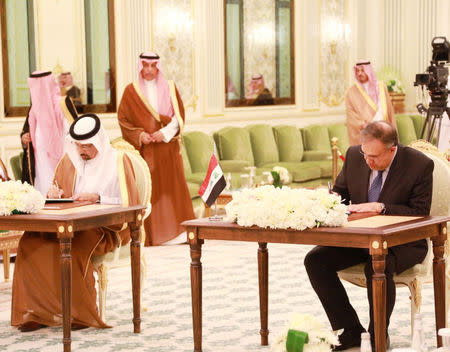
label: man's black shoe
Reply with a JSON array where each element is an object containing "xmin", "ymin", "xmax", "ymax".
[{"xmin": 332, "ymin": 325, "xmax": 366, "ymax": 351}]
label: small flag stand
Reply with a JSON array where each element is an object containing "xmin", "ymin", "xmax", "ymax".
[
  {"xmin": 208, "ymin": 200, "xmax": 222, "ymax": 221},
  {"xmin": 198, "ymin": 154, "xmax": 227, "ymax": 221}
]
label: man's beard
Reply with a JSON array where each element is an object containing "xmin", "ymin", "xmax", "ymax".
[{"xmin": 80, "ymin": 154, "xmax": 91, "ymax": 160}]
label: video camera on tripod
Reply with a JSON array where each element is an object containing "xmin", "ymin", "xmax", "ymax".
[{"xmin": 414, "ymin": 36, "xmax": 450, "ymax": 143}]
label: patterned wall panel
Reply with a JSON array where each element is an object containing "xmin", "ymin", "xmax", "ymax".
[
  {"xmin": 319, "ymin": 0, "xmax": 349, "ymax": 107},
  {"xmin": 152, "ymin": 0, "xmax": 195, "ymax": 109},
  {"xmin": 243, "ymin": 0, "xmax": 276, "ymax": 98}
]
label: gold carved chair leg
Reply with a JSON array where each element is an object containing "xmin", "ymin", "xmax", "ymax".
[
  {"xmin": 408, "ymin": 279, "xmax": 422, "ymax": 334},
  {"xmin": 331, "ymin": 137, "xmax": 339, "ymax": 185},
  {"xmin": 0, "ymin": 231, "xmax": 23, "ymax": 282},
  {"xmin": 97, "ymin": 264, "xmax": 108, "ymax": 322},
  {"xmin": 446, "ymin": 235, "xmax": 449, "ymax": 326},
  {"xmin": 3, "ymin": 249, "xmax": 10, "ymax": 282}
]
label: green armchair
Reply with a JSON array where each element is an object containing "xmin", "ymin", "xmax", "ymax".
[
  {"xmin": 10, "ymin": 153, "xmax": 23, "ymax": 181},
  {"xmin": 327, "ymin": 123, "xmax": 350, "ymax": 155},
  {"xmin": 395, "ymin": 114, "xmax": 429, "ymax": 145},
  {"xmin": 245, "ymin": 124, "xmax": 279, "ymax": 167},
  {"xmin": 214, "ymin": 127, "xmax": 261, "ymax": 189},
  {"xmin": 181, "ymin": 132, "xmax": 215, "ymax": 217},
  {"xmin": 214, "ymin": 127, "xmax": 254, "ymax": 169}
]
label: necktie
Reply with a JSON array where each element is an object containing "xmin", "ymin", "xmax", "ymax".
[{"xmin": 368, "ymin": 171, "xmax": 383, "ymax": 202}]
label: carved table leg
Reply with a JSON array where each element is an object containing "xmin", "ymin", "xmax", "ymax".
[
  {"xmin": 60, "ymin": 236, "xmax": 72, "ymax": 352},
  {"xmin": 258, "ymin": 242, "xmax": 269, "ymax": 346},
  {"xmin": 372, "ymin": 253, "xmax": 386, "ymax": 352},
  {"xmin": 130, "ymin": 222, "xmax": 141, "ymax": 333},
  {"xmin": 190, "ymin": 240, "xmax": 203, "ymax": 352},
  {"xmin": 432, "ymin": 224, "xmax": 447, "ymax": 347}
]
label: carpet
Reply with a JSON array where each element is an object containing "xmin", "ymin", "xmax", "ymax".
[{"xmin": 0, "ymin": 241, "xmax": 444, "ymax": 351}]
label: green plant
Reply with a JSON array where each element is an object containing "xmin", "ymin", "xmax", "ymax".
[{"xmin": 270, "ymin": 171, "xmax": 282, "ymax": 188}]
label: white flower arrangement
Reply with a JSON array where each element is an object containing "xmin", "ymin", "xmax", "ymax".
[
  {"xmin": 268, "ymin": 166, "xmax": 290, "ymax": 188},
  {"xmin": 271, "ymin": 313, "xmax": 339, "ymax": 352},
  {"xmin": 386, "ymin": 78, "xmax": 404, "ymax": 94},
  {"xmin": 224, "ymin": 186, "xmax": 348, "ymax": 230},
  {"xmin": 377, "ymin": 66, "xmax": 404, "ymax": 94},
  {"xmin": 0, "ymin": 180, "xmax": 45, "ymax": 216}
]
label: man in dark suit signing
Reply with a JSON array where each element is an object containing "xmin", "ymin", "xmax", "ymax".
[{"xmin": 304, "ymin": 121, "xmax": 434, "ymax": 351}]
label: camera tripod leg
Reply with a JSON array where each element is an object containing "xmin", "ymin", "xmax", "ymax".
[
  {"xmin": 423, "ymin": 113, "xmax": 443, "ymax": 143},
  {"xmin": 420, "ymin": 113, "xmax": 431, "ymax": 139},
  {"xmin": 427, "ymin": 115, "xmax": 438, "ymax": 141}
]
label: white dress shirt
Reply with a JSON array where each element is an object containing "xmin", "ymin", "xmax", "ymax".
[
  {"xmin": 362, "ymin": 82, "xmax": 383, "ymax": 121},
  {"xmin": 73, "ymin": 157, "xmax": 122, "ymax": 205},
  {"xmin": 144, "ymin": 80, "xmax": 179, "ymax": 143}
]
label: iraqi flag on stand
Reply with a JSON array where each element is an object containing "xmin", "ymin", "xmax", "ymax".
[{"xmin": 198, "ymin": 154, "xmax": 226, "ymax": 207}]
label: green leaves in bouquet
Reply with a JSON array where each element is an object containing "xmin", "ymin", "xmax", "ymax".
[
  {"xmin": 271, "ymin": 171, "xmax": 282, "ymax": 188},
  {"xmin": 11, "ymin": 209, "xmax": 27, "ymax": 215},
  {"xmin": 387, "ymin": 80, "xmax": 396, "ymax": 92}
]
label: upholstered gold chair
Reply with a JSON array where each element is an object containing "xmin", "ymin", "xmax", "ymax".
[
  {"xmin": 0, "ymin": 231, "xmax": 22, "ymax": 282},
  {"xmin": 92, "ymin": 138, "xmax": 151, "ymax": 321},
  {"xmin": 0, "ymin": 155, "xmax": 25, "ymax": 282},
  {"xmin": 338, "ymin": 140, "xmax": 450, "ymax": 331}
]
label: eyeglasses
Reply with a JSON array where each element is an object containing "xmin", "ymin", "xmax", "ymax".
[{"xmin": 359, "ymin": 147, "xmax": 392, "ymax": 160}]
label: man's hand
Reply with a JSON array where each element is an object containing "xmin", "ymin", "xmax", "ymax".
[
  {"xmin": 47, "ymin": 185, "xmax": 64, "ymax": 199},
  {"xmin": 21, "ymin": 133, "xmax": 32, "ymax": 144},
  {"xmin": 73, "ymin": 193, "xmax": 100, "ymax": 204},
  {"xmin": 150, "ymin": 131, "xmax": 164, "ymax": 143},
  {"xmin": 140, "ymin": 132, "xmax": 153, "ymax": 145},
  {"xmin": 348, "ymin": 202, "xmax": 383, "ymax": 213}
]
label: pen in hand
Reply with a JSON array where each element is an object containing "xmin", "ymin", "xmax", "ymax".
[{"xmin": 328, "ymin": 181, "xmax": 332, "ymax": 194}]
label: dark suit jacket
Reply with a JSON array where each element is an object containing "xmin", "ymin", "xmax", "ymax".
[
  {"xmin": 66, "ymin": 86, "xmax": 81, "ymax": 106},
  {"xmin": 333, "ymin": 144, "xmax": 434, "ymax": 273},
  {"xmin": 20, "ymin": 113, "xmax": 35, "ymax": 185}
]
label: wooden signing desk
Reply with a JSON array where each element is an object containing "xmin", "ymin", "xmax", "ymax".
[
  {"xmin": 183, "ymin": 214, "xmax": 449, "ymax": 352},
  {"xmin": 0, "ymin": 203, "xmax": 145, "ymax": 352}
]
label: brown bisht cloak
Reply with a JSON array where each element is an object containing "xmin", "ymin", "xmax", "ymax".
[
  {"xmin": 21, "ymin": 96, "xmax": 78, "ymax": 185},
  {"xmin": 345, "ymin": 82, "xmax": 397, "ymax": 146},
  {"xmin": 118, "ymin": 81, "xmax": 194, "ymax": 246},
  {"xmin": 11, "ymin": 152, "xmax": 140, "ymax": 328}
]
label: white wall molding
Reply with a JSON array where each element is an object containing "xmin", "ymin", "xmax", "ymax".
[
  {"xmin": 2, "ymin": 0, "xmax": 449, "ymax": 168},
  {"xmin": 201, "ymin": 0, "xmax": 225, "ymax": 117},
  {"xmin": 299, "ymin": 0, "xmax": 320, "ymax": 110},
  {"xmin": 115, "ymin": 0, "xmax": 152, "ymax": 101},
  {"xmin": 383, "ymin": 0, "xmax": 403, "ymax": 71}
]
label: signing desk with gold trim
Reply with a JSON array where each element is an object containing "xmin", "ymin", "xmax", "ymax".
[
  {"xmin": 0, "ymin": 203, "xmax": 145, "ymax": 352},
  {"xmin": 182, "ymin": 214, "xmax": 449, "ymax": 352}
]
